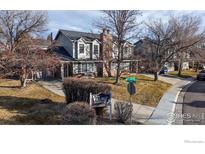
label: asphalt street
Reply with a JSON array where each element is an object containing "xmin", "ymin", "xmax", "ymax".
[{"xmin": 183, "ymin": 81, "xmax": 205, "ymax": 125}]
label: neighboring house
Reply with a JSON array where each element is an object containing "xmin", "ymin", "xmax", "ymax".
[
  {"xmin": 51, "ymin": 29, "xmax": 139, "ymax": 79},
  {"xmin": 134, "ymin": 39, "xmax": 191, "ymax": 72},
  {"xmin": 33, "ymin": 39, "xmax": 51, "ymax": 51}
]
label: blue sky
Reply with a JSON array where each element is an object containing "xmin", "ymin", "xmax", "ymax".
[
  {"xmin": 46, "ymin": 10, "xmax": 205, "ymax": 38},
  {"xmin": 47, "ymin": 11, "xmax": 102, "ymax": 37}
]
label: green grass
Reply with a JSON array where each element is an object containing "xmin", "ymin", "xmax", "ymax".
[
  {"xmin": 168, "ymin": 70, "xmax": 198, "ymax": 78},
  {"xmin": 95, "ymin": 75, "xmax": 171, "ymax": 107},
  {"xmin": 0, "ymin": 79, "xmax": 65, "ymax": 124}
]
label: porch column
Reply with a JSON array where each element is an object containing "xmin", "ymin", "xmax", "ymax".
[
  {"xmin": 67, "ymin": 63, "xmax": 69, "ymax": 76},
  {"xmin": 136, "ymin": 61, "xmax": 139, "ymax": 74},
  {"xmin": 61, "ymin": 62, "xmax": 64, "ymax": 80}
]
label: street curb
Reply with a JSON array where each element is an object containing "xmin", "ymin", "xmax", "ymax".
[
  {"xmin": 173, "ymin": 80, "xmax": 196, "ymax": 125},
  {"xmin": 146, "ymin": 77, "xmax": 194, "ymax": 125}
]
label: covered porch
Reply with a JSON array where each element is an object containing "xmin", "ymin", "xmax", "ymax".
[
  {"xmin": 60, "ymin": 60, "xmax": 104, "ymax": 80},
  {"xmin": 110, "ymin": 59, "xmax": 140, "ymax": 76}
]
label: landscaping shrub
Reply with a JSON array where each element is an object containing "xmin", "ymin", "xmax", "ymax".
[
  {"xmin": 63, "ymin": 77, "xmax": 111, "ymax": 104},
  {"xmin": 114, "ymin": 101, "xmax": 133, "ymax": 124},
  {"xmin": 62, "ymin": 102, "xmax": 96, "ymax": 125}
]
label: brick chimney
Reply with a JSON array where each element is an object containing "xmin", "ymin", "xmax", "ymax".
[
  {"xmin": 100, "ymin": 28, "xmax": 113, "ymax": 56},
  {"xmin": 100, "ymin": 29, "xmax": 113, "ymax": 76}
]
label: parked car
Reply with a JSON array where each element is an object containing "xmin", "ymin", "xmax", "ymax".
[
  {"xmin": 197, "ymin": 70, "xmax": 205, "ymax": 81},
  {"xmin": 159, "ymin": 67, "xmax": 168, "ymax": 74}
]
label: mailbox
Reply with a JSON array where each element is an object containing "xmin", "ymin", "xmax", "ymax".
[{"xmin": 126, "ymin": 77, "xmax": 137, "ymax": 83}]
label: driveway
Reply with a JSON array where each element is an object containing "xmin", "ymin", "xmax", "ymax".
[
  {"xmin": 183, "ymin": 81, "xmax": 205, "ymax": 125},
  {"xmin": 38, "ymin": 80, "xmax": 65, "ymax": 97}
]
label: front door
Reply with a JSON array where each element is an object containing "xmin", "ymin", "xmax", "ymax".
[{"xmin": 96, "ymin": 62, "xmax": 103, "ymax": 77}]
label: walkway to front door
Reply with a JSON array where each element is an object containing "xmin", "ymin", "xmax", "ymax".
[{"xmin": 38, "ymin": 80, "xmax": 65, "ymax": 97}]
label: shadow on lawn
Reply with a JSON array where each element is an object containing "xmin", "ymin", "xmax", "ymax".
[
  {"xmin": 0, "ymin": 85, "xmax": 21, "ymax": 88},
  {"xmin": 137, "ymin": 78, "xmax": 154, "ymax": 82},
  {"xmin": 0, "ymin": 96, "xmax": 66, "ymax": 125}
]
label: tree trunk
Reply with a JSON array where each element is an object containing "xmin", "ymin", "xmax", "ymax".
[
  {"xmin": 154, "ymin": 72, "xmax": 158, "ymax": 81},
  {"xmin": 178, "ymin": 59, "xmax": 183, "ymax": 77},
  {"xmin": 195, "ymin": 62, "xmax": 199, "ymax": 72},
  {"xmin": 104, "ymin": 61, "xmax": 112, "ymax": 77},
  {"xmin": 115, "ymin": 62, "xmax": 121, "ymax": 85},
  {"xmin": 20, "ymin": 67, "xmax": 28, "ymax": 88},
  {"xmin": 115, "ymin": 44, "xmax": 122, "ymax": 85},
  {"xmin": 107, "ymin": 71, "xmax": 112, "ymax": 77},
  {"xmin": 20, "ymin": 75, "xmax": 27, "ymax": 87},
  {"xmin": 20, "ymin": 78, "xmax": 24, "ymax": 87}
]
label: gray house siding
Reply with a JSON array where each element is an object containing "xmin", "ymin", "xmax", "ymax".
[
  {"xmin": 53, "ymin": 29, "xmax": 138, "ymax": 78},
  {"xmin": 56, "ymin": 32, "xmax": 73, "ymax": 57}
]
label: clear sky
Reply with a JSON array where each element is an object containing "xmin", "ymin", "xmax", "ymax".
[{"xmin": 46, "ymin": 10, "xmax": 205, "ymax": 39}]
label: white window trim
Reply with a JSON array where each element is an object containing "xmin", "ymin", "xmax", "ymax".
[{"xmin": 79, "ymin": 43, "xmax": 85, "ymax": 54}]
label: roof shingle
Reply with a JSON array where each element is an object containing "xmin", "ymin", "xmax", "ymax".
[{"xmin": 59, "ymin": 29, "xmax": 100, "ymax": 41}]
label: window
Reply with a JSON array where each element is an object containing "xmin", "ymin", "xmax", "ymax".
[
  {"xmin": 88, "ymin": 63, "xmax": 93, "ymax": 72},
  {"xmin": 82, "ymin": 63, "xmax": 87, "ymax": 72},
  {"xmin": 87, "ymin": 44, "xmax": 91, "ymax": 52},
  {"xmin": 94, "ymin": 45, "xmax": 99, "ymax": 54},
  {"xmin": 79, "ymin": 44, "xmax": 84, "ymax": 53}
]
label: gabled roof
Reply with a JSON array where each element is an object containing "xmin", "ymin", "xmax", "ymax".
[
  {"xmin": 55, "ymin": 29, "xmax": 133, "ymax": 47},
  {"xmin": 51, "ymin": 46, "xmax": 75, "ymax": 61},
  {"xmin": 56, "ymin": 29, "xmax": 100, "ymax": 41}
]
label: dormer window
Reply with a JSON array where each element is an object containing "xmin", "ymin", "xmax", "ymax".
[
  {"xmin": 94, "ymin": 45, "xmax": 99, "ymax": 54},
  {"xmin": 79, "ymin": 44, "xmax": 84, "ymax": 53}
]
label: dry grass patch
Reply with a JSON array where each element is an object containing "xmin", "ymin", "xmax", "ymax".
[
  {"xmin": 0, "ymin": 79, "xmax": 65, "ymax": 124},
  {"xmin": 168, "ymin": 70, "xmax": 198, "ymax": 78},
  {"xmin": 95, "ymin": 75, "xmax": 171, "ymax": 107}
]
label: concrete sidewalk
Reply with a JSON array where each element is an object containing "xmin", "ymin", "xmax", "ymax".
[{"xmin": 142, "ymin": 74, "xmax": 193, "ymax": 125}]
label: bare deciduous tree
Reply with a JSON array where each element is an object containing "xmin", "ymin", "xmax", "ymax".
[
  {"xmin": 0, "ymin": 10, "xmax": 47, "ymax": 52},
  {"xmin": 137, "ymin": 15, "xmax": 205, "ymax": 81},
  {"xmin": 170, "ymin": 15, "xmax": 205, "ymax": 76},
  {"xmin": 189, "ymin": 42, "xmax": 205, "ymax": 72},
  {"xmin": 98, "ymin": 10, "xmax": 141, "ymax": 84},
  {"xmin": 17, "ymin": 36, "xmax": 60, "ymax": 87},
  {"xmin": 140, "ymin": 18, "xmax": 177, "ymax": 81},
  {"xmin": 0, "ymin": 10, "xmax": 60, "ymax": 87}
]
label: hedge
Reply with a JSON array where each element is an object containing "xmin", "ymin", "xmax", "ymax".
[{"xmin": 63, "ymin": 77, "xmax": 111, "ymax": 104}]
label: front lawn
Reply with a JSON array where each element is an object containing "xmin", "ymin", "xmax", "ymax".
[
  {"xmin": 168, "ymin": 70, "xmax": 198, "ymax": 78},
  {"xmin": 95, "ymin": 75, "xmax": 171, "ymax": 107},
  {"xmin": 0, "ymin": 75, "xmax": 171, "ymax": 124},
  {"xmin": 0, "ymin": 79, "xmax": 65, "ymax": 124}
]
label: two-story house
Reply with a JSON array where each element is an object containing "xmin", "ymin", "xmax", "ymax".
[
  {"xmin": 51, "ymin": 29, "xmax": 138, "ymax": 79},
  {"xmin": 134, "ymin": 39, "xmax": 191, "ymax": 72}
]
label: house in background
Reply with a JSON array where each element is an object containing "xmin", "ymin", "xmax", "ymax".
[
  {"xmin": 51, "ymin": 29, "xmax": 139, "ymax": 80},
  {"xmin": 134, "ymin": 39, "xmax": 191, "ymax": 72}
]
